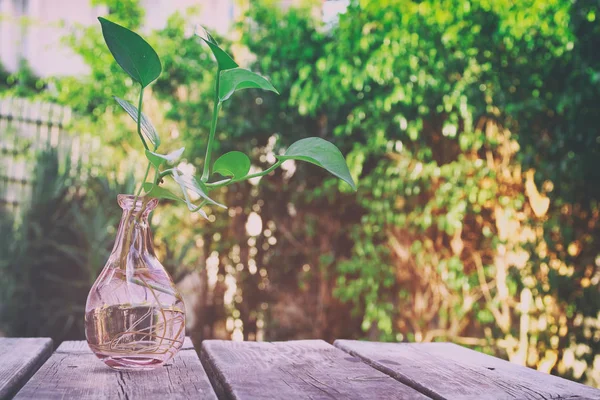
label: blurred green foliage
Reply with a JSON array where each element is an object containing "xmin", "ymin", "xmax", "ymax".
[
  {"xmin": 0, "ymin": 147, "xmax": 135, "ymax": 340},
  {"xmin": 2, "ymin": 0, "xmax": 599, "ymax": 387},
  {"xmin": 0, "ymin": 59, "xmax": 42, "ymax": 97}
]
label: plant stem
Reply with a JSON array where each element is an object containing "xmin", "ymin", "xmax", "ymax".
[
  {"xmin": 135, "ymin": 161, "xmax": 152, "ymax": 197},
  {"xmin": 118, "ymin": 197, "xmax": 150, "ymax": 266},
  {"xmin": 189, "ymin": 200, "xmax": 207, "ymax": 213},
  {"xmin": 136, "ymin": 85, "xmax": 149, "ymax": 151},
  {"xmin": 206, "ymin": 178, "xmax": 231, "ymax": 186},
  {"xmin": 121, "ymin": 86, "xmax": 151, "ymax": 264},
  {"xmin": 158, "ymin": 169, "xmax": 173, "ymax": 181},
  {"xmin": 201, "ymin": 68, "xmax": 221, "ymax": 182},
  {"xmin": 244, "ymin": 160, "xmax": 284, "ymax": 180},
  {"xmin": 205, "ymin": 160, "xmax": 284, "ymax": 189},
  {"xmin": 152, "ymin": 165, "xmax": 161, "ymax": 185}
]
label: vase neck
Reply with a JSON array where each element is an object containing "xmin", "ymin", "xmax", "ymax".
[{"xmin": 110, "ymin": 195, "xmax": 159, "ymax": 261}]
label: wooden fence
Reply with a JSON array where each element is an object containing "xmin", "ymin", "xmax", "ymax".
[{"xmin": 0, "ymin": 97, "xmax": 94, "ymax": 212}]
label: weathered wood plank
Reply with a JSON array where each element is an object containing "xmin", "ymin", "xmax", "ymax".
[
  {"xmin": 14, "ymin": 338, "xmax": 217, "ymax": 400},
  {"xmin": 334, "ymin": 340, "xmax": 600, "ymax": 400},
  {"xmin": 0, "ymin": 338, "xmax": 53, "ymax": 399},
  {"xmin": 201, "ymin": 339, "xmax": 431, "ymax": 399}
]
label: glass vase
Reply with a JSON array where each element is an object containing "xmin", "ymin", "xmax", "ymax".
[{"xmin": 85, "ymin": 194, "xmax": 186, "ymax": 370}]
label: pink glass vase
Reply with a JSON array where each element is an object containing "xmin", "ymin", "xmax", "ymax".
[{"xmin": 85, "ymin": 195, "xmax": 186, "ymax": 370}]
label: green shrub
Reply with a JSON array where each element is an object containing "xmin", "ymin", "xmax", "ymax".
[{"xmin": 0, "ymin": 147, "xmax": 134, "ymax": 341}]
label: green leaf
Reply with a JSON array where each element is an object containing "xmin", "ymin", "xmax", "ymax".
[
  {"xmin": 114, "ymin": 97, "xmax": 160, "ymax": 148},
  {"xmin": 197, "ymin": 27, "xmax": 238, "ymax": 71},
  {"xmin": 213, "ymin": 151, "xmax": 251, "ymax": 179},
  {"xmin": 278, "ymin": 137, "xmax": 357, "ymax": 191},
  {"xmin": 172, "ymin": 170, "xmax": 226, "ymax": 209},
  {"xmin": 145, "ymin": 147, "xmax": 185, "ymax": 168},
  {"xmin": 98, "ymin": 17, "xmax": 161, "ymax": 88},
  {"xmin": 143, "ymin": 183, "xmax": 184, "ymax": 203},
  {"xmin": 218, "ymin": 68, "xmax": 279, "ymax": 102}
]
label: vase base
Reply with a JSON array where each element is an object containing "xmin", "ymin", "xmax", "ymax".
[{"xmin": 101, "ymin": 356, "xmax": 165, "ymax": 371}]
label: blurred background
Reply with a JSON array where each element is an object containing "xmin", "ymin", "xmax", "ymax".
[{"xmin": 1, "ymin": 0, "xmax": 599, "ymax": 388}]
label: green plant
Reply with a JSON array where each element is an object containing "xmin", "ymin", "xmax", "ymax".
[{"xmin": 98, "ymin": 17, "xmax": 356, "ymax": 224}]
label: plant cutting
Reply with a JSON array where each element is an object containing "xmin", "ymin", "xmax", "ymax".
[{"xmin": 85, "ymin": 17, "xmax": 356, "ymax": 371}]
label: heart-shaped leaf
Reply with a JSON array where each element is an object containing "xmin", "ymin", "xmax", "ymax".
[
  {"xmin": 278, "ymin": 137, "xmax": 357, "ymax": 191},
  {"xmin": 145, "ymin": 147, "xmax": 185, "ymax": 168},
  {"xmin": 143, "ymin": 183, "xmax": 184, "ymax": 202},
  {"xmin": 213, "ymin": 151, "xmax": 251, "ymax": 179},
  {"xmin": 114, "ymin": 97, "xmax": 160, "ymax": 148},
  {"xmin": 197, "ymin": 27, "xmax": 238, "ymax": 71},
  {"xmin": 99, "ymin": 17, "xmax": 161, "ymax": 88},
  {"xmin": 219, "ymin": 68, "xmax": 279, "ymax": 102},
  {"xmin": 172, "ymin": 170, "xmax": 226, "ymax": 209}
]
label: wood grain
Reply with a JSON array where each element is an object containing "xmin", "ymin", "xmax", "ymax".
[
  {"xmin": 201, "ymin": 339, "xmax": 431, "ymax": 399},
  {"xmin": 14, "ymin": 338, "xmax": 217, "ymax": 400},
  {"xmin": 334, "ymin": 340, "xmax": 600, "ymax": 400},
  {"xmin": 0, "ymin": 337, "xmax": 52, "ymax": 400}
]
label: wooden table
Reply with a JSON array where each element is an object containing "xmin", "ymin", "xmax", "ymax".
[{"xmin": 2, "ymin": 337, "xmax": 599, "ymax": 399}]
